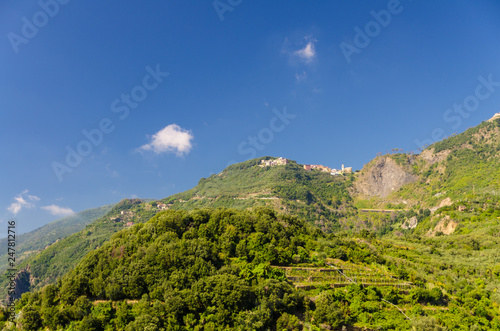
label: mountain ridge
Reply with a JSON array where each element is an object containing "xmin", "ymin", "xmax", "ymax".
[{"xmin": 2, "ymin": 114, "xmax": 500, "ymax": 330}]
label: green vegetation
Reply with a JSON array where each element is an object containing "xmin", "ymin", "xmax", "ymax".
[
  {"xmin": 1, "ymin": 207, "xmax": 498, "ymax": 330},
  {"xmin": 2, "ymin": 118, "xmax": 500, "ymax": 330},
  {"xmin": 163, "ymin": 158, "xmax": 355, "ymax": 232},
  {"xmin": 0, "ymin": 204, "xmax": 114, "ymax": 276},
  {"xmin": 0, "ymin": 160, "xmax": 355, "ymax": 305},
  {"xmin": 355, "ymin": 119, "xmax": 500, "ymax": 211},
  {"xmin": 11, "ymin": 208, "xmax": 317, "ymax": 330},
  {"xmin": 0, "ymin": 200, "xmax": 155, "ymax": 299}
]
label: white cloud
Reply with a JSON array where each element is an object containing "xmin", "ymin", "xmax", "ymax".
[
  {"xmin": 28, "ymin": 194, "xmax": 40, "ymax": 201},
  {"xmin": 282, "ymin": 36, "xmax": 317, "ymax": 70},
  {"xmin": 139, "ymin": 124, "xmax": 194, "ymax": 156},
  {"xmin": 7, "ymin": 190, "xmax": 39, "ymax": 215},
  {"xmin": 294, "ymin": 41, "xmax": 316, "ymax": 63},
  {"xmin": 41, "ymin": 205, "xmax": 75, "ymax": 217}
]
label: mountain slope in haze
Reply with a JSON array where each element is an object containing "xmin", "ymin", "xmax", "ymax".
[
  {"xmin": 0, "ymin": 204, "xmax": 114, "ymax": 275},
  {"xmin": 0, "ymin": 199, "xmax": 157, "ymax": 301}
]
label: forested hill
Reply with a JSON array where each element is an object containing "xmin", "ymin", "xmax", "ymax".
[
  {"xmin": 1, "ymin": 116, "xmax": 500, "ymax": 329},
  {"xmin": 163, "ymin": 157, "xmax": 355, "ymax": 232},
  {"xmin": 0, "ymin": 199, "xmax": 157, "ymax": 301},
  {"xmin": 0, "ymin": 160, "xmax": 354, "ymax": 304},
  {"xmin": 11, "ymin": 208, "xmax": 500, "ymax": 330}
]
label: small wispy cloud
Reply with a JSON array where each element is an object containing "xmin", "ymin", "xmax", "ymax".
[
  {"xmin": 283, "ymin": 35, "xmax": 317, "ymax": 65},
  {"xmin": 28, "ymin": 194, "xmax": 40, "ymax": 201},
  {"xmin": 41, "ymin": 204, "xmax": 75, "ymax": 217},
  {"xmin": 7, "ymin": 190, "xmax": 39, "ymax": 215},
  {"xmin": 294, "ymin": 41, "xmax": 316, "ymax": 63},
  {"xmin": 139, "ymin": 124, "xmax": 194, "ymax": 156}
]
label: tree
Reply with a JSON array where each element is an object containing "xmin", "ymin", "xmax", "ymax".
[
  {"xmin": 313, "ymin": 292, "xmax": 345, "ymax": 328},
  {"xmin": 20, "ymin": 305, "xmax": 42, "ymax": 331},
  {"xmin": 276, "ymin": 313, "xmax": 303, "ymax": 330},
  {"xmin": 124, "ymin": 315, "xmax": 160, "ymax": 331},
  {"xmin": 411, "ymin": 316, "xmax": 447, "ymax": 331}
]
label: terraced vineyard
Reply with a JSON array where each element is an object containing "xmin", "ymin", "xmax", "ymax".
[{"xmin": 276, "ymin": 259, "xmax": 414, "ymax": 290}]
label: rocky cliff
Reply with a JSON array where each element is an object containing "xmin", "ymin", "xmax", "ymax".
[
  {"xmin": 6, "ymin": 267, "xmax": 31, "ymax": 302},
  {"xmin": 354, "ymin": 156, "xmax": 418, "ymax": 198}
]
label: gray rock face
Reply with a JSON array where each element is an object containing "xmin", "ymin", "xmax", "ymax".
[
  {"xmin": 419, "ymin": 148, "xmax": 450, "ymax": 165},
  {"xmin": 355, "ymin": 157, "xmax": 418, "ymax": 198},
  {"xmin": 401, "ymin": 216, "xmax": 418, "ymax": 229},
  {"xmin": 6, "ymin": 268, "xmax": 31, "ymax": 302}
]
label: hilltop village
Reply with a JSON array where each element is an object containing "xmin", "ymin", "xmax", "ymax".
[{"xmin": 259, "ymin": 157, "xmax": 352, "ymax": 175}]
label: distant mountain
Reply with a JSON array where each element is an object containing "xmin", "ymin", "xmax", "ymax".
[
  {"xmin": 0, "ymin": 199, "xmax": 158, "ymax": 300},
  {"xmin": 0, "ymin": 204, "xmax": 114, "ymax": 274}
]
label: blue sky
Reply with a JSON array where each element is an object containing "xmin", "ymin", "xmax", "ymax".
[{"xmin": 1, "ymin": 0, "xmax": 500, "ymax": 235}]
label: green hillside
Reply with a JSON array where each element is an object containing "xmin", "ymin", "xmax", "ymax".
[
  {"xmin": 0, "ymin": 160, "xmax": 354, "ymax": 304},
  {"xmin": 0, "ymin": 204, "xmax": 114, "ymax": 276},
  {"xmin": 0, "ymin": 200, "xmax": 157, "ymax": 301},
  {"xmin": 350, "ymin": 117, "xmax": 500, "ymax": 233},
  {"xmin": 389, "ymin": 117, "xmax": 500, "ymax": 206},
  {"xmin": 163, "ymin": 157, "xmax": 354, "ymax": 232},
  {"xmin": 7, "ymin": 208, "xmax": 500, "ymax": 330},
  {"xmin": 1, "ymin": 118, "xmax": 499, "ymax": 329}
]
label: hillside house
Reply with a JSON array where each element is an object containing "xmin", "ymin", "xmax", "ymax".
[
  {"xmin": 341, "ymin": 164, "xmax": 353, "ymax": 174},
  {"xmin": 157, "ymin": 203, "xmax": 168, "ymax": 210},
  {"xmin": 126, "ymin": 222, "xmax": 134, "ymax": 227},
  {"xmin": 296, "ymin": 159, "xmax": 355, "ymax": 175},
  {"xmin": 304, "ymin": 163, "xmax": 352, "ymax": 175},
  {"xmin": 260, "ymin": 157, "xmax": 289, "ymax": 167}
]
